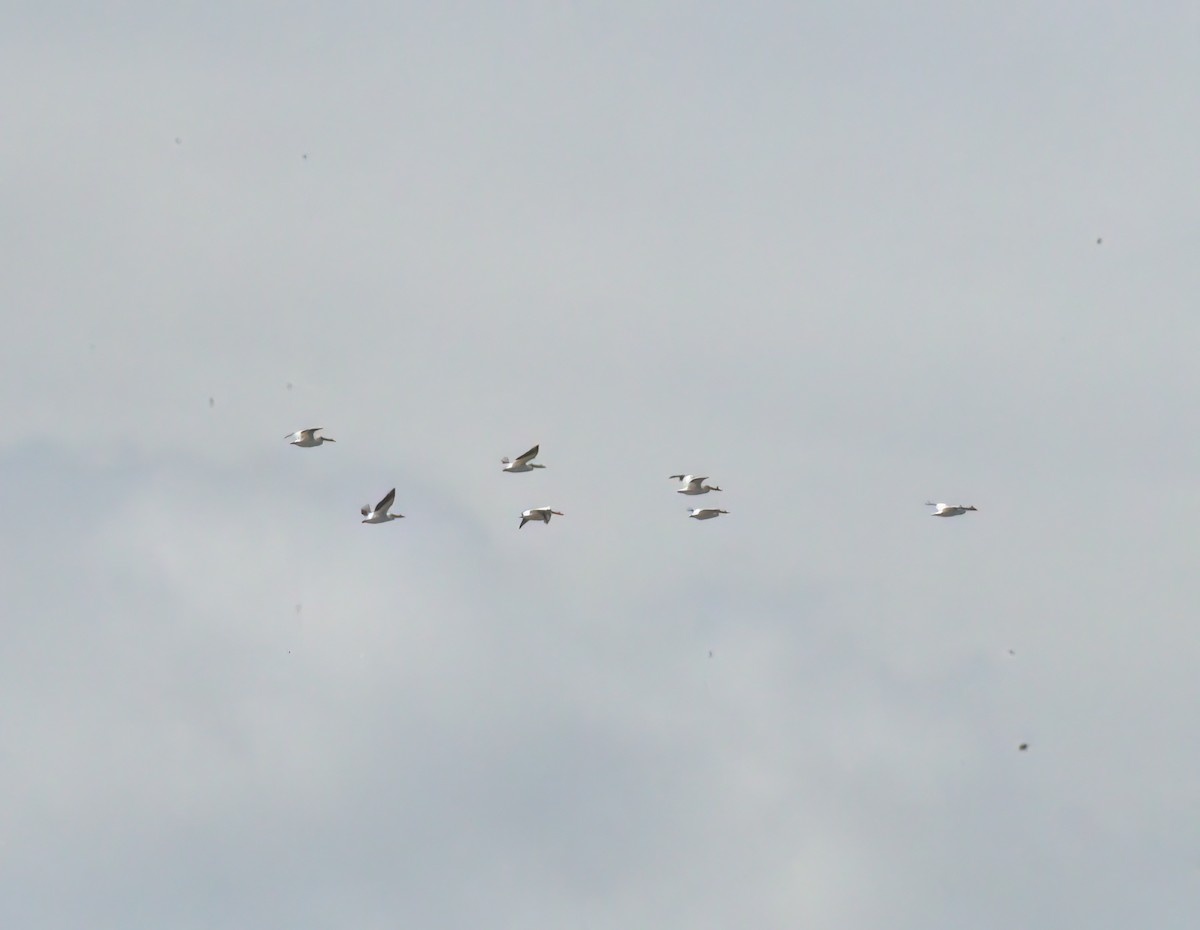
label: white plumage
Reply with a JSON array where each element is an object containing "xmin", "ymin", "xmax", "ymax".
[
  {"xmin": 502, "ymin": 444, "xmax": 545, "ymax": 473},
  {"xmin": 520, "ymin": 506, "xmax": 563, "ymax": 528},
  {"xmin": 286, "ymin": 427, "xmax": 335, "ymax": 447},
  {"xmin": 926, "ymin": 501, "xmax": 978, "ymax": 517},
  {"xmin": 362, "ymin": 489, "xmax": 404, "ymax": 524},
  {"xmin": 669, "ymin": 474, "xmax": 722, "ymax": 495}
]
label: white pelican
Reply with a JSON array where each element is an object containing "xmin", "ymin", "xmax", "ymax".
[
  {"xmin": 925, "ymin": 501, "xmax": 978, "ymax": 517},
  {"xmin": 688, "ymin": 508, "xmax": 728, "ymax": 520},
  {"xmin": 286, "ymin": 428, "xmax": 335, "ymax": 447},
  {"xmin": 519, "ymin": 506, "xmax": 563, "ymax": 528},
  {"xmin": 669, "ymin": 475, "xmax": 722, "ymax": 495},
  {"xmin": 362, "ymin": 488, "xmax": 404, "ymax": 524},
  {"xmin": 502, "ymin": 444, "xmax": 545, "ymax": 472}
]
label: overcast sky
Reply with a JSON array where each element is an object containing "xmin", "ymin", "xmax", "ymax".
[{"xmin": 2, "ymin": 2, "xmax": 1199, "ymax": 928}]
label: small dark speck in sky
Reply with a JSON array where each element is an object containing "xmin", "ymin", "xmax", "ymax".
[
  {"xmin": 286, "ymin": 382, "xmax": 293, "ymax": 391},
  {"xmin": 1097, "ymin": 238, "xmax": 1103, "ymax": 244},
  {"xmin": 1019, "ymin": 743, "xmax": 1029, "ymax": 751},
  {"xmin": 208, "ymin": 397, "xmax": 214, "ymax": 408},
  {"xmin": 175, "ymin": 137, "xmax": 182, "ymax": 145}
]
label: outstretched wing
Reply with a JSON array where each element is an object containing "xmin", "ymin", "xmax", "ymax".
[
  {"xmin": 686, "ymin": 476, "xmax": 707, "ymax": 490},
  {"xmin": 514, "ymin": 444, "xmax": 539, "ymax": 465},
  {"xmin": 668, "ymin": 474, "xmax": 688, "ymax": 481},
  {"xmin": 375, "ymin": 488, "xmax": 396, "ymax": 513},
  {"xmin": 519, "ymin": 517, "xmax": 529, "ymax": 528}
]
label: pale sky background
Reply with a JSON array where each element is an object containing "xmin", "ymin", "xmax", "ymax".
[{"xmin": 2, "ymin": 2, "xmax": 1199, "ymax": 928}]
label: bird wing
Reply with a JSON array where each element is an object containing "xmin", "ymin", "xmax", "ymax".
[
  {"xmin": 375, "ymin": 488, "xmax": 396, "ymax": 513},
  {"xmin": 668, "ymin": 474, "xmax": 688, "ymax": 481},
  {"xmin": 519, "ymin": 517, "xmax": 529, "ymax": 528},
  {"xmin": 514, "ymin": 444, "xmax": 539, "ymax": 464},
  {"xmin": 686, "ymin": 476, "xmax": 707, "ymax": 490}
]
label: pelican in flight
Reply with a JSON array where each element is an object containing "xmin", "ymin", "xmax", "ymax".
[
  {"xmin": 502, "ymin": 444, "xmax": 545, "ymax": 473},
  {"xmin": 362, "ymin": 489, "xmax": 404, "ymax": 524},
  {"xmin": 669, "ymin": 475, "xmax": 722, "ymax": 495},
  {"xmin": 688, "ymin": 508, "xmax": 728, "ymax": 521},
  {"xmin": 926, "ymin": 501, "xmax": 978, "ymax": 517},
  {"xmin": 519, "ymin": 506, "xmax": 563, "ymax": 528},
  {"xmin": 286, "ymin": 428, "xmax": 335, "ymax": 447}
]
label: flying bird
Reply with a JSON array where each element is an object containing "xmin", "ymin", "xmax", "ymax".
[
  {"xmin": 688, "ymin": 508, "xmax": 728, "ymax": 521},
  {"xmin": 362, "ymin": 489, "xmax": 403, "ymax": 524},
  {"xmin": 519, "ymin": 506, "xmax": 563, "ymax": 528},
  {"xmin": 502, "ymin": 444, "xmax": 545, "ymax": 472},
  {"xmin": 286, "ymin": 428, "xmax": 335, "ymax": 447},
  {"xmin": 925, "ymin": 501, "xmax": 977, "ymax": 517},
  {"xmin": 669, "ymin": 475, "xmax": 722, "ymax": 495}
]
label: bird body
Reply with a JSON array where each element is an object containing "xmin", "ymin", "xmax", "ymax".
[
  {"xmin": 926, "ymin": 501, "xmax": 978, "ymax": 517},
  {"xmin": 502, "ymin": 444, "xmax": 545, "ymax": 472},
  {"xmin": 362, "ymin": 489, "xmax": 403, "ymax": 524},
  {"xmin": 286, "ymin": 428, "xmax": 335, "ymax": 447},
  {"xmin": 688, "ymin": 508, "xmax": 728, "ymax": 520},
  {"xmin": 669, "ymin": 475, "xmax": 722, "ymax": 495},
  {"xmin": 519, "ymin": 506, "xmax": 563, "ymax": 528}
]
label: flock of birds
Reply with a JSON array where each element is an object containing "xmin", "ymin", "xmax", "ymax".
[{"xmin": 285, "ymin": 428, "xmax": 979, "ymax": 525}]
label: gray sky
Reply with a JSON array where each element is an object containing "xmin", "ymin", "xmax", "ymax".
[{"xmin": 2, "ymin": 2, "xmax": 1199, "ymax": 928}]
